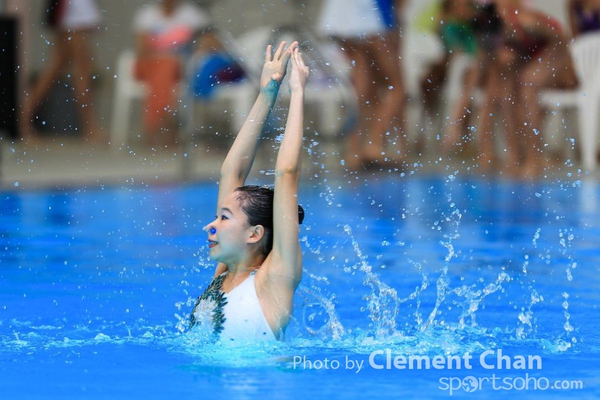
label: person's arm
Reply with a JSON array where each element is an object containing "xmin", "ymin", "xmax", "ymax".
[
  {"xmin": 395, "ymin": 0, "xmax": 407, "ymax": 25},
  {"xmin": 215, "ymin": 42, "xmax": 296, "ymax": 213},
  {"xmin": 211, "ymin": 42, "xmax": 296, "ymax": 278},
  {"xmin": 395, "ymin": 0, "xmax": 407, "ymax": 11},
  {"xmin": 263, "ymin": 47, "xmax": 309, "ymax": 289},
  {"xmin": 197, "ymin": 30, "xmax": 223, "ymax": 54},
  {"xmin": 520, "ymin": 9, "xmax": 568, "ymax": 40},
  {"xmin": 568, "ymin": 0, "xmax": 581, "ymax": 37}
]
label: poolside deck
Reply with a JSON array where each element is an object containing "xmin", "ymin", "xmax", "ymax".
[
  {"xmin": 0, "ymin": 135, "xmax": 596, "ymax": 190},
  {"xmin": 0, "ymin": 138, "xmax": 222, "ymax": 190}
]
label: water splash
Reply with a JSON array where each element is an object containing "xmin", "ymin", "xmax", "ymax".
[
  {"xmin": 343, "ymin": 224, "xmax": 400, "ymax": 339},
  {"xmin": 420, "ymin": 194, "xmax": 462, "ymax": 332},
  {"xmin": 516, "ymin": 289, "xmax": 544, "ymax": 339},
  {"xmin": 297, "ymin": 275, "xmax": 344, "ymax": 340},
  {"xmin": 562, "ymin": 292, "xmax": 575, "ymax": 344}
]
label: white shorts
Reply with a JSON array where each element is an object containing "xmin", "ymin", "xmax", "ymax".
[
  {"xmin": 318, "ymin": 0, "xmax": 395, "ymax": 39},
  {"xmin": 59, "ymin": 0, "xmax": 102, "ymax": 31}
]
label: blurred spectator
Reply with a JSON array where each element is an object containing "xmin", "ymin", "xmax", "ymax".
[
  {"xmin": 20, "ymin": 0, "xmax": 104, "ymax": 144},
  {"xmin": 318, "ymin": 0, "xmax": 408, "ymax": 170},
  {"xmin": 435, "ymin": 0, "xmax": 481, "ymax": 156},
  {"xmin": 568, "ymin": 0, "xmax": 600, "ymax": 37},
  {"xmin": 472, "ymin": 0, "xmax": 578, "ymax": 177},
  {"xmin": 132, "ymin": 0, "xmax": 243, "ymax": 150}
]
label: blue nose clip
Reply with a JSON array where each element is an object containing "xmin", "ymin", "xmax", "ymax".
[{"xmin": 209, "ymin": 227, "xmax": 216, "ymax": 235}]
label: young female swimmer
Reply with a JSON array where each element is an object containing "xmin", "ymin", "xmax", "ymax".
[{"xmin": 190, "ymin": 41, "xmax": 310, "ymax": 342}]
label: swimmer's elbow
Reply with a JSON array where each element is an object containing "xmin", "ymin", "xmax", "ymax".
[
  {"xmin": 274, "ymin": 165, "xmax": 300, "ymax": 178},
  {"xmin": 220, "ymin": 163, "xmax": 245, "ymax": 180}
]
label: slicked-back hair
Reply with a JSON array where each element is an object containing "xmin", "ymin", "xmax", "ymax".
[{"xmin": 234, "ymin": 185, "xmax": 304, "ymax": 256}]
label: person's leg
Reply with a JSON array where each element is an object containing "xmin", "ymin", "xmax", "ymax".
[
  {"xmin": 514, "ymin": 72, "xmax": 540, "ymax": 177},
  {"xmin": 20, "ymin": 30, "xmax": 70, "ymax": 142},
  {"xmin": 66, "ymin": 30, "xmax": 104, "ymax": 143},
  {"xmin": 140, "ymin": 55, "xmax": 181, "ymax": 150},
  {"xmin": 475, "ymin": 63, "xmax": 499, "ymax": 170},
  {"xmin": 363, "ymin": 31, "xmax": 407, "ymax": 163},
  {"xmin": 473, "ymin": 47, "xmax": 517, "ymax": 172},
  {"xmin": 495, "ymin": 46, "xmax": 521, "ymax": 173},
  {"xmin": 517, "ymin": 41, "xmax": 577, "ymax": 177},
  {"xmin": 341, "ymin": 39, "xmax": 378, "ymax": 169},
  {"xmin": 442, "ymin": 55, "xmax": 479, "ymax": 156}
]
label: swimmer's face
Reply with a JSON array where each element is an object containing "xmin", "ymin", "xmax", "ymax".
[{"xmin": 205, "ymin": 192, "xmax": 258, "ymax": 263}]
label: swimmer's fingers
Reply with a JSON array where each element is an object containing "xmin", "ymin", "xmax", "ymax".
[
  {"xmin": 295, "ymin": 48, "xmax": 310, "ymax": 78},
  {"xmin": 294, "ymin": 47, "xmax": 307, "ymax": 70},
  {"xmin": 279, "ymin": 41, "xmax": 297, "ymax": 72},
  {"xmin": 265, "ymin": 44, "xmax": 273, "ymax": 63},
  {"xmin": 289, "ymin": 47, "xmax": 309, "ymax": 91},
  {"xmin": 272, "ymin": 41, "xmax": 286, "ymax": 61},
  {"xmin": 260, "ymin": 41, "xmax": 298, "ymax": 94}
]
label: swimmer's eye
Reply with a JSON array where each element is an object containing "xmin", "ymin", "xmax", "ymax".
[{"xmin": 220, "ymin": 215, "xmax": 229, "ymax": 220}]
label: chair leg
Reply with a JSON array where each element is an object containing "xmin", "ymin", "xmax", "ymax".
[
  {"xmin": 578, "ymin": 96, "xmax": 599, "ymax": 171},
  {"xmin": 315, "ymin": 90, "xmax": 343, "ymax": 138},
  {"xmin": 110, "ymin": 87, "xmax": 132, "ymax": 150}
]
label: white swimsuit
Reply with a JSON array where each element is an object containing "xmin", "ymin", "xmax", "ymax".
[{"xmin": 191, "ymin": 271, "xmax": 277, "ymax": 343}]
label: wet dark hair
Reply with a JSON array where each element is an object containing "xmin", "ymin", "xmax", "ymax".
[{"xmin": 234, "ymin": 185, "xmax": 304, "ymax": 255}]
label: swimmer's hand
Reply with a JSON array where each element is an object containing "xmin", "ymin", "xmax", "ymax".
[
  {"xmin": 260, "ymin": 41, "xmax": 298, "ymax": 99},
  {"xmin": 289, "ymin": 47, "xmax": 309, "ymax": 94}
]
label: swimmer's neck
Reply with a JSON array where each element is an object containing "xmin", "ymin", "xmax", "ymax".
[
  {"xmin": 224, "ymin": 252, "xmax": 265, "ymax": 272},
  {"xmin": 220, "ymin": 261, "xmax": 262, "ymax": 292},
  {"xmin": 219, "ymin": 254, "xmax": 265, "ymax": 286}
]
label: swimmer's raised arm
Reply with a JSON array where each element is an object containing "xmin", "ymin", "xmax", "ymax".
[
  {"xmin": 216, "ymin": 41, "xmax": 297, "ymax": 212},
  {"xmin": 211, "ymin": 41, "xmax": 296, "ymax": 278},
  {"xmin": 258, "ymin": 47, "xmax": 309, "ymax": 315}
]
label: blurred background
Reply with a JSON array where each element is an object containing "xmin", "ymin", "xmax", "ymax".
[{"xmin": 0, "ymin": 0, "xmax": 591, "ymax": 187}]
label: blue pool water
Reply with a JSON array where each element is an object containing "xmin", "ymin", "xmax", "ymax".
[{"xmin": 1, "ymin": 172, "xmax": 599, "ymax": 398}]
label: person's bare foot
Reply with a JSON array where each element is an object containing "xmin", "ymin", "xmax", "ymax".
[
  {"xmin": 442, "ymin": 124, "xmax": 462, "ymax": 156},
  {"xmin": 85, "ymin": 129, "xmax": 113, "ymax": 148},
  {"xmin": 362, "ymin": 142, "xmax": 384, "ymax": 164},
  {"xmin": 19, "ymin": 122, "xmax": 43, "ymax": 146},
  {"xmin": 505, "ymin": 163, "xmax": 522, "ymax": 179},
  {"xmin": 343, "ymin": 153, "xmax": 363, "ymax": 171},
  {"xmin": 343, "ymin": 131, "xmax": 365, "ymax": 171},
  {"xmin": 520, "ymin": 164, "xmax": 540, "ymax": 180},
  {"xmin": 520, "ymin": 157, "xmax": 546, "ymax": 180},
  {"xmin": 477, "ymin": 153, "xmax": 495, "ymax": 174}
]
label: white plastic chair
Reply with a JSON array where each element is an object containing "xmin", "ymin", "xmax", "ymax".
[
  {"xmin": 110, "ymin": 50, "xmax": 147, "ymax": 149},
  {"xmin": 540, "ymin": 32, "xmax": 600, "ymax": 171},
  {"xmin": 442, "ymin": 53, "xmax": 479, "ymax": 116},
  {"xmin": 183, "ymin": 54, "xmax": 256, "ymax": 138},
  {"xmin": 110, "ymin": 49, "xmax": 256, "ymax": 150}
]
